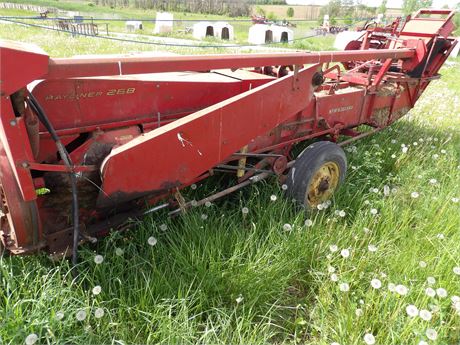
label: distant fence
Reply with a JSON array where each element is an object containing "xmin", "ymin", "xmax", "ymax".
[{"xmin": 0, "ymin": 2, "xmax": 57, "ymax": 13}]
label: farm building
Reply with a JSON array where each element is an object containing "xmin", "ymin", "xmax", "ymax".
[
  {"xmin": 154, "ymin": 12, "xmax": 173, "ymax": 34},
  {"xmin": 125, "ymin": 21, "xmax": 143, "ymax": 32},
  {"xmin": 248, "ymin": 24, "xmax": 293, "ymax": 44},
  {"xmin": 192, "ymin": 22, "xmax": 215, "ymax": 40}
]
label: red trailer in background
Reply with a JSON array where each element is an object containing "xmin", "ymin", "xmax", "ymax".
[{"xmin": 0, "ymin": 9, "xmax": 457, "ymax": 256}]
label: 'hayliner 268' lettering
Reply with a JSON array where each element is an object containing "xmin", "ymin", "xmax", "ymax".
[
  {"xmin": 45, "ymin": 88, "xmax": 136, "ymax": 101},
  {"xmin": 329, "ymin": 105, "xmax": 354, "ymax": 114}
]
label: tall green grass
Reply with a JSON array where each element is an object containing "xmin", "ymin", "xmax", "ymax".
[{"xmin": 0, "ymin": 21, "xmax": 459, "ymax": 345}]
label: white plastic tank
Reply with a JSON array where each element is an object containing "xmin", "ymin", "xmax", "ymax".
[{"xmin": 154, "ymin": 12, "xmax": 173, "ymax": 34}]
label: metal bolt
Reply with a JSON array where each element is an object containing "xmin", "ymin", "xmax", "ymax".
[
  {"xmin": 10, "ymin": 120, "xmax": 16, "ymax": 126},
  {"xmin": 21, "ymin": 162, "xmax": 29, "ymax": 168}
]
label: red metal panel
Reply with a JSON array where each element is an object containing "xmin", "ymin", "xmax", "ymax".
[
  {"xmin": 45, "ymin": 49, "xmax": 415, "ymax": 79},
  {"xmin": 0, "ymin": 40, "xmax": 49, "ymax": 95},
  {"xmin": 98, "ymin": 65, "xmax": 321, "ymax": 205}
]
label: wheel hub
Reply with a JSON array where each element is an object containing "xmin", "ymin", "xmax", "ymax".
[{"xmin": 306, "ymin": 161, "xmax": 340, "ymax": 207}]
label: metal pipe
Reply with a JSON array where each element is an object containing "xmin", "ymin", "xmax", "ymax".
[{"xmin": 45, "ymin": 49, "xmax": 416, "ymax": 79}]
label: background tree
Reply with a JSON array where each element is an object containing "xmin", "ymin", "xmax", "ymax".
[
  {"xmin": 286, "ymin": 7, "xmax": 294, "ymax": 18},
  {"xmin": 378, "ymin": 0, "xmax": 387, "ymax": 14},
  {"xmin": 402, "ymin": 0, "xmax": 433, "ymax": 15}
]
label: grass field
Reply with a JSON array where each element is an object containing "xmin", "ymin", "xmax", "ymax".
[{"xmin": 1, "ymin": 10, "xmax": 460, "ymax": 345}]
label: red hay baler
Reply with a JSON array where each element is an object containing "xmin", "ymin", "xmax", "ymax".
[{"xmin": 0, "ymin": 9, "xmax": 457, "ymax": 256}]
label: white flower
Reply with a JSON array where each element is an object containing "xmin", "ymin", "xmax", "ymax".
[
  {"xmin": 55, "ymin": 311, "xmax": 65, "ymax": 320},
  {"xmin": 388, "ymin": 283, "xmax": 396, "ymax": 292},
  {"xmin": 371, "ymin": 278, "xmax": 382, "ymax": 289},
  {"xmin": 395, "ymin": 284, "xmax": 408, "ymax": 295},
  {"xmin": 25, "ymin": 333, "xmax": 38, "ymax": 345},
  {"xmin": 363, "ymin": 333, "xmax": 375, "ymax": 345},
  {"xmin": 281, "ymin": 184, "xmax": 288, "ymax": 191},
  {"xmin": 328, "ymin": 266, "xmax": 335, "ymax": 273},
  {"xmin": 76, "ymin": 310, "xmax": 87, "ymax": 321},
  {"xmin": 283, "ymin": 223, "xmax": 292, "ymax": 231},
  {"xmin": 419, "ymin": 261, "xmax": 427, "ymax": 268},
  {"xmin": 147, "ymin": 236, "xmax": 157, "ymax": 246},
  {"xmin": 419, "ymin": 309, "xmax": 432, "ymax": 321},
  {"xmin": 241, "ymin": 207, "xmax": 249, "ymax": 215},
  {"xmin": 159, "ymin": 224, "xmax": 168, "ymax": 231},
  {"xmin": 340, "ymin": 249, "xmax": 350, "ymax": 258},
  {"xmin": 406, "ymin": 304, "xmax": 418, "ymax": 317},
  {"xmin": 429, "ymin": 178, "xmax": 437, "ymax": 185},
  {"xmin": 436, "ymin": 287, "xmax": 448, "ymax": 298},
  {"xmin": 339, "ymin": 282, "xmax": 349, "ymax": 292},
  {"xmin": 426, "ymin": 328, "xmax": 438, "ymax": 340},
  {"xmin": 427, "ymin": 276, "xmax": 436, "ymax": 285},
  {"xmin": 236, "ymin": 295, "xmax": 244, "ymax": 304},
  {"xmin": 94, "ymin": 255, "xmax": 104, "ymax": 264},
  {"xmin": 305, "ymin": 219, "xmax": 313, "ymax": 227},
  {"xmin": 355, "ymin": 308, "xmax": 363, "ymax": 317},
  {"xmin": 94, "ymin": 307, "xmax": 104, "ymax": 319},
  {"xmin": 453, "ymin": 266, "xmax": 460, "ymax": 275},
  {"xmin": 368, "ymin": 244, "xmax": 377, "ymax": 252},
  {"xmin": 115, "ymin": 247, "xmax": 124, "ymax": 256},
  {"xmin": 370, "ymin": 208, "xmax": 378, "ymax": 215},
  {"xmin": 270, "ymin": 194, "xmax": 277, "ymax": 202},
  {"xmin": 92, "ymin": 285, "xmax": 102, "ymax": 295},
  {"xmin": 329, "ymin": 244, "xmax": 338, "ymax": 252},
  {"xmin": 425, "ymin": 287, "xmax": 436, "ymax": 297},
  {"xmin": 411, "ymin": 192, "xmax": 419, "ymax": 198}
]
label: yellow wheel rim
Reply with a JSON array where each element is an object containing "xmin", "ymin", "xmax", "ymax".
[{"xmin": 305, "ymin": 161, "xmax": 340, "ymax": 208}]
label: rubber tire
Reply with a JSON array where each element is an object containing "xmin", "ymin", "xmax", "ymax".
[{"xmin": 286, "ymin": 141, "xmax": 347, "ymax": 208}]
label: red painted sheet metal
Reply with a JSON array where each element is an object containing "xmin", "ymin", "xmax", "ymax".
[
  {"xmin": 0, "ymin": 39, "xmax": 49, "ymax": 95},
  {"xmin": 98, "ymin": 65, "xmax": 321, "ymax": 205},
  {"xmin": 45, "ymin": 49, "xmax": 415, "ymax": 79}
]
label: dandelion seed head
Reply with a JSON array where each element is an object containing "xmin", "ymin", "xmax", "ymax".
[
  {"xmin": 355, "ymin": 308, "xmax": 363, "ymax": 317},
  {"xmin": 363, "ymin": 333, "xmax": 375, "ymax": 345},
  {"xmin": 338, "ymin": 210, "xmax": 346, "ymax": 217},
  {"xmin": 426, "ymin": 328, "xmax": 438, "ymax": 340},
  {"xmin": 76, "ymin": 309, "xmax": 87, "ymax": 321},
  {"xmin": 147, "ymin": 236, "xmax": 157, "ymax": 246},
  {"xmin": 429, "ymin": 178, "xmax": 438, "ymax": 185},
  {"xmin": 402, "ymin": 147, "xmax": 408, "ymax": 153},
  {"xmin": 419, "ymin": 261, "xmax": 427, "ymax": 268},
  {"xmin": 55, "ymin": 311, "xmax": 64, "ymax": 320},
  {"xmin": 427, "ymin": 276, "xmax": 436, "ymax": 285},
  {"xmin": 453, "ymin": 266, "xmax": 460, "ymax": 275},
  {"xmin": 270, "ymin": 194, "xmax": 277, "ymax": 202},
  {"xmin": 433, "ymin": 154, "xmax": 439, "ymax": 159},
  {"xmin": 94, "ymin": 255, "xmax": 104, "ymax": 265},
  {"xmin": 25, "ymin": 334, "xmax": 38, "ymax": 345},
  {"xmin": 425, "ymin": 287, "xmax": 436, "ymax": 297},
  {"xmin": 411, "ymin": 192, "xmax": 419, "ymax": 198},
  {"xmin": 339, "ymin": 282, "xmax": 349, "ymax": 292},
  {"xmin": 370, "ymin": 208, "xmax": 378, "ymax": 215},
  {"xmin": 330, "ymin": 273, "xmax": 339, "ymax": 282},
  {"xmin": 419, "ymin": 309, "xmax": 432, "ymax": 321},
  {"xmin": 115, "ymin": 247, "xmax": 124, "ymax": 256},
  {"xmin": 191, "ymin": 200, "xmax": 198, "ymax": 207},
  {"xmin": 190, "ymin": 184, "xmax": 197, "ymax": 190},
  {"xmin": 340, "ymin": 249, "xmax": 350, "ymax": 258},
  {"xmin": 395, "ymin": 284, "xmax": 408, "ymax": 295},
  {"xmin": 283, "ymin": 223, "xmax": 292, "ymax": 231},
  {"xmin": 159, "ymin": 224, "xmax": 168, "ymax": 231},
  {"xmin": 281, "ymin": 184, "xmax": 288, "ymax": 191},
  {"xmin": 436, "ymin": 233, "xmax": 445, "ymax": 240},
  {"xmin": 305, "ymin": 219, "xmax": 313, "ymax": 227},
  {"xmin": 329, "ymin": 244, "xmax": 338, "ymax": 252},
  {"xmin": 241, "ymin": 207, "xmax": 249, "ymax": 215},
  {"xmin": 94, "ymin": 308, "xmax": 104, "ymax": 319},
  {"xmin": 406, "ymin": 304, "xmax": 418, "ymax": 317},
  {"xmin": 452, "ymin": 197, "xmax": 459, "ymax": 203},
  {"xmin": 328, "ymin": 266, "xmax": 335, "ymax": 273},
  {"xmin": 236, "ymin": 295, "xmax": 244, "ymax": 304},
  {"xmin": 317, "ymin": 203, "xmax": 324, "ymax": 210},
  {"xmin": 363, "ymin": 227, "xmax": 370, "ymax": 234},
  {"xmin": 418, "ymin": 341, "xmax": 428, "ymax": 345},
  {"xmin": 371, "ymin": 278, "xmax": 382, "ymax": 289},
  {"xmin": 391, "ymin": 154, "xmax": 396, "ymax": 158},
  {"xmin": 388, "ymin": 283, "xmax": 396, "ymax": 292},
  {"xmin": 436, "ymin": 287, "xmax": 448, "ymax": 298},
  {"xmin": 92, "ymin": 285, "xmax": 102, "ymax": 295},
  {"xmin": 201, "ymin": 214, "xmax": 208, "ymax": 220},
  {"xmin": 205, "ymin": 201, "xmax": 212, "ymax": 208}
]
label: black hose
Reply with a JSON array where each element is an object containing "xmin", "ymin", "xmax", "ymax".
[{"xmin": 27, "ymin": 93, "xmax": 80, "ymax": 275}]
